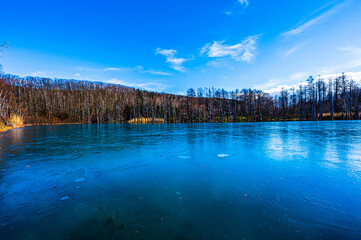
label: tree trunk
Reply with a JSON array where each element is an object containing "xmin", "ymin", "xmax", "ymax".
[{"xmin": 0, "ymin": 114, "xmax": 9, "ymax": 126}]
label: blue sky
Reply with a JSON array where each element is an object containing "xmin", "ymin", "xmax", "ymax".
[{"xmin": 1, "ymin": 0, "xmax": 361, "ymax": 94}]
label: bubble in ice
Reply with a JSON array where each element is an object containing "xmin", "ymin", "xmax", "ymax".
[
  {"xmin": 217, "ymin": 154, "xmax": 230, "ymax": 158},
  {"xmin": 60, "ymin": 196, "xmax": 69, "ymax": 201},
  {"xmin": 75, "ymin": 178, "xmax": 85, "ymax": 183},
  {"xmin": 176, "ymin": 192, "xmax": 181, "ymax": 195},
  {"xmin": 178, "ymin": 156, "xmax": 191, "ymax": 159}
]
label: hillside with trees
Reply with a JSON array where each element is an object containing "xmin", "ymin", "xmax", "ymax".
[{"xmin": 0, "ymin": 73, "xmax": 360, "ymax": 125}]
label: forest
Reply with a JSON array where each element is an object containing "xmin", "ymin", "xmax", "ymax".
[{"xmin": 0, "ymin": 72, "xmax": 360, "ymax": 125}]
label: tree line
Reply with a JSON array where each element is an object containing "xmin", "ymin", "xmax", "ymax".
[{"xmin": 0, "ymin": 73, "xmax": 360, "ymax": 124}]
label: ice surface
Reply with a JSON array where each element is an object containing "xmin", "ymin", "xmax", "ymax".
[{"xmin": 1, "ymin": 122, "xmax": 361, "ymax": 240}]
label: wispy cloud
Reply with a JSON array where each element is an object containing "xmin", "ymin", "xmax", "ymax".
[
  {"xmin": 105, "ymin": 78, "xmax": 168, "ymax": 92},
  {"xmin": 206, "ymin": 59, "xmax": 229, "ymax": 68},
  {"xmin": 30, "ymin": 70, "xmax": 55, "ymax": 78},
  {"xmin": 253, "ymin": 72, "xmax": 309, "ymax": 92},
  {"xmin": 74, "ymin": 66, "xmax": 125, "ymax": 73},
  {"xmin": 282, "ymin": 2, "xmax": 342, "ymax": 38},
  {"xmin": 201, "ymin": 35, "xmax": 260, "ymax": 63},
  {"xmin": 253, "ymin": 78, "xmax": 282, "ymax": 90},
  {"xmin": 175, "ymin": 91, "xmax": 187, "ymax": 96},
  {"xmin": 136, "ymin": 66, "xmax": 172, "ymax": 76},
  {"xmin": 338, "ymin": 46, "xmax": 361, "ymax": 68},
  {"xmin": 320, "ymin": 46, "xmax": 361, "ymax": 73},
  {"xmin": 282, "ymin": 43, "xmax": 305, "ymax": 59},
  {"xmin": 238, "ymin": 0, "xmax": 249, "ymax": 7},
  {"xmin": 104, "ymin": 67, "xmax": 123, "ymax": 72},
  {"xmin": 156, "ymin": 48, "xmax": 188, "ymax": 72},
  {"xmin": 76, "ymin": 65, "xmax": 172, "ymax": 77},
  {"xmin": 260, "ymin": 72, "xmax": 361, "ymax": 95},
  {"xmin": 289, "ymin": 72, "xmax": 310, "ymax": 82},
  {"xmin": 225, "ymin": 0, "xmax": 249, "ymax": 15},
  {"xmin": 283, "ymin": 15, "xmax": 324, "ymax": 37}
]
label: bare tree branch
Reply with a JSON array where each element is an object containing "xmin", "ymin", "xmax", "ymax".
[{"xmin": 0, "ymin": 41, "xmax": 9, "ymax": 53}]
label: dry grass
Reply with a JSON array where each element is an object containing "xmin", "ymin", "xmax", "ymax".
[
  {"xmin": 0, "ymin": 114, "xmax": 24, "ymax": 133},
  {"xmin": 322, "ymin": 112, "xmax": 360, "ymax": 119},
  {"xmin": 128, "ymin": 118, "xmax": 165, "ymax": 124},
  {"xmin": 0, "ymin": 123, "xmax": 13, "ymax": 133},
  {"xmin": 9, "ymin": 114, "xmax": 24, "ymax": 128}
]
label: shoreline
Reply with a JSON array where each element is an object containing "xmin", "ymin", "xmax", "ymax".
[
  {"xmin": 0, "ymin": 122, "xmax": 82, "ymax": 134},
  {"xmin": 0, "ymin": 126, "xmax": 16, "ymax": 133},
  {"xmin": 0, "ymin": 124, "xmax": 26, "ymax": 134},
  {"xmin": 2, "ymin": 119, "xmax": 361, "ymax": 134}
]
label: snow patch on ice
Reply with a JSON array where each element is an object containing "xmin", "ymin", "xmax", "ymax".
[
  {"xmin": 75, "ymin": 178, "xmax": 85, "ymax": 182},
  {"xmin": 60, "ymin": 196, "xmax": 69, "ymax": 201},
  {"xmin": 217, "ymin": 154, "xmax": 230, "ymax": 158}
]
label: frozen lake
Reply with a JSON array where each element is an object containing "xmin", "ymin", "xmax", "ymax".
[{"xmin": 1, "ymin": 122, "xmax": 361, "ymax": 239}]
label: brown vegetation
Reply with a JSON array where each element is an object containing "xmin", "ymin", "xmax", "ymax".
[
  {"xmin": 0, "ymin": 123, "xmax": 12, "ymax": 133},
  {"xmin": 0, "ymin": 73, "xmax": 360, "ymax": 126},
  {"xmin": 9, "ymin": 114, "xmax": 24, "ymax": 127},
  {"xmin": 128, "ymin": 118, "xmax": 165, "ymax": 124},
  {"xmin": 0, "ymin": 113, "xmax": 24, "ymax": 132}
]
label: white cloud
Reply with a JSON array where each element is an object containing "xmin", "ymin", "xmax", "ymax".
[
  {"xmin": 283, "ymin": 15, "xmax": 324, "ymax": 37},
  {"xmin": 156, "ymin": 49, "xmax": 176, "ymax": 57},
  {"xmin": 167, "ymin": 58, "xmax": 187, "ymax": 72},
  {"xmin": 339, "ymin": 46, "xmax": 361, "ymax": 55},
  {"xmin": 289, "ymin": 72, "xmax": 309, "ymax": 81},
  {"xmin": 76, "ymin": 65, "xmax": 172, "ymax": 76},
  {"xmin": 253, "ymin": 72, "xmax": 309, "ymax": 93},
  {"xmin": 238, "ymin": 0, "xmax": 249, "ymax": 7},
  {"xmin": 338, "ymin": 46, "xmax": 361, "ymax": 68},
  {"xmin": 265, "ymin": 83, "xmax": 306, "ymax": 96},
  {"xmin": 202, "ymin": 35, "xmax": 260, "ymax": 63},
  {"xmin": 175, "ymin": 91, "xmax": 187, "ymax": 96},
  {"xmin": 30, "ymin": 71, "xmax": 55, "ymax": 77},
  {"xmin": 142, "ymin": 69, "xmax": 172, "ymax": 76},
  {"xmin": 320, "ymin": 46, "xmax": 361, "ymax": 73},
  {"xmin": 74, "ymin": 66, "xmax": 130, "ymax": 72},
  {"xmin": 207, "ymin": 60, "xmax": 228, "ymax": 68},
  {"xmin": 225, "ymin": 0, "xmax": 249, "ymax": 15},
  {"xmin": 105, "ymin": 78, "xmax": 168, "ymax": 92},
  {"xmin": 282, "ymin": 3, "xmax": 341, "ymax": 37},
  {"xmin": 156, "ymin": 48, "xmax": 188, "ymax": 72},
  {"xmin": 318, "ymin": 72, "xmax": 361, "ymax": 82},
  {"xmin": 264, "ymin": 72, "xmax": 361, "ymax": 95},
  {"xmin": 136, "ymin": 66, "xmax": 172, "ymax": 76},
  {"xmin": 282, "ymin": 43, "xmax": 305, "ymax": 59},
  {"xmin": 104, "ymin": 67, "xmax": 123, "ymax": 72},
  {"xmin": 253, "ymin": 78, "xmax": 282, "ymax": 90}
]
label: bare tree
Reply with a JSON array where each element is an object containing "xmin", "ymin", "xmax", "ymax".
[
  {"xmin": 0, "ymin": 41, "xmax": 10, "ymax": 125},
  {"xmin": 0, "ymin": 72, "xmax": 360, "ymax": 125}
]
